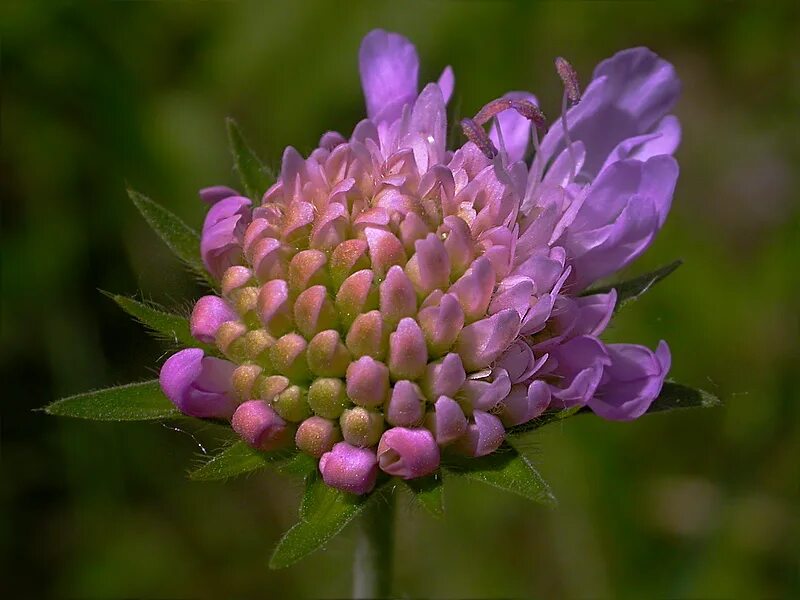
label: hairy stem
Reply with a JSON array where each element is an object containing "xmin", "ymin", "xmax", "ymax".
[{"xmin": 353, "ymin": 493, "xmax": 395, "ymax": 599}]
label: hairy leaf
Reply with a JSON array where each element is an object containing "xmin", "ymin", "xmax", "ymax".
[
  {"xmin": 104, "ymin": 293, "xmax": 207, "ymax": 350},
  {"xmin": 226, "ymin": 118, "xmax": 273, "ymax": 200},
  {"xmin": 270, "ymin": 472, "xmax": 378, "ymax": 569},
  {"xmin": 648, "ymin": 381, "xmax": 722, "ymax": 412},
  {"xmin": 45, "ymin": 380, "xmax": 179, "ymax": 421},
  {"xmin": 444, "ymin": 444, "xmax": 556, "ymax": 506},
  {"xmin": 128, "ymin": 188, "xmax": 209, "ymax": 281},
  {"xmin": 189, "ymin": 441, "xmax": 315, "ymax": 481},
  {"xmin": 403, "ymin": 474, "xmax": 444, "ymax": 517},
  {"xmin": 586, "ymin": 259, "xmax": 682, "ymax": 311}
]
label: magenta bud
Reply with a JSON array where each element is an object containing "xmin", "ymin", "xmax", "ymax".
[
  {"xmin": 346, "ymin": 356, "xmax": 390, "ymax": 407},
  {"xmin": 295, "ymin": 416, "xmax": 341, "ymax": 458},
  {"xmin": 379, "ymin": 266, "xmax": 417, "ymax": 326},
  {"xmin": 454, "ymin": 308, "xmax": 521, "ymax": 371},
  {"xmin": 293, "ymin": 285, "xmax": 338, "ymax": 339},
  {"xmin": 454, "ymin": 410, "xmax": 505, "ymax": 457},
  {"xmin": 257, "ymin": 279, "xmax": 293, "ymax": 336},
  {"xmin": 385, "ymin": 380, "xmax": 425, "ymax": 427},
  {"xmin": 346, "ymin": 310, "xmax": 389, "ymax": 360},
  {"xmin": 448, "ymin": 256, "xmax": 495, "ymax": 322},
  {"xmin": 231, "ymin": 400, "xmax": 290, "ymax": 451},
  {"xmin": 387, "ymin": 318, "xmax": 428, "ymax": 381},
  {"xmin": 405, "ymin": 233, "xmax": 451, "ymax": 296},
  {"xmin": 221, "ymin": 265, "xmax": 254, "ymax": 296},
  {"xmin": 377, "ymin": 427, "xmax": 440, "ymax": 479},
  {"xmin": 421, "ymin": 353, "xmax": 466, "ymax": 399},
  {"xmin": 425, "ymin": 396, "xmax": 468, "ymax": 445},
  {"xmin": 159, "ymin": 348, "xmax": 237, "ymax": 418},
  {"xmin": 418, "ymin": 293, "xmax": 465, "ymax": 357},
  {"xmin": 363, "ymin": 226, "xmax": 406, "ymax": 277},
  {"xmin": 190, "ymin": 295, "xmax": 239, "ymax": 344},
  {"xmin": 319, "ymin": 442, "xmax": 378, "ymax": 495}
]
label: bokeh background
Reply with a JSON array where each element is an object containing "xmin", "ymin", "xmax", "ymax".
[{"xmin": 3, "ymin": 1, "xmax": 799, "ymax": 597}]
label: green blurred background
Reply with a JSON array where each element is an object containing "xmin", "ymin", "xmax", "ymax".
[{"xmin": 3, "ymin": 1, "xmax": 799, "ymax": 597}]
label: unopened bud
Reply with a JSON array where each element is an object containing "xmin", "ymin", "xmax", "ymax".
[
  {"xmin": 340, "ymin": 406, "xmax": 384, "ymax": 447},
  {"xmin": 295, "ymin": 416, "xmax": 341, "ymax": 458},
  {"xmin": 308, "ymin": 377, "xmax": 350, "ymax": 419}
]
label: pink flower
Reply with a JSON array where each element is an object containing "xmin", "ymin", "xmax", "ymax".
[{"xmin": 162, "ymin": 30, "xmax": 679, "ymax": 493}]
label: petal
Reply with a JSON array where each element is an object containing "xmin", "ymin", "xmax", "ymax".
[
  {"xmin": 489, "ymin": 91, "xmax": 537, "ymax": 163},
  {"xmin": 359, "ymin": 29, "xmax": 419, "ymax": 122}
]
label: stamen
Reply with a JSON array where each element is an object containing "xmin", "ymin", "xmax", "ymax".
[
  {"xmin": 460, "ymin": 117, "xmax": 498, "ymax": 159},
  {"xmin": 473, "ymin": 98, "xmax": 513, "ymax": 126},
  {"xmin": 509, "ymin": 99, "xmax": 547, "ymax": 131},
  {"xmin": 555, "ymin": 57, "xmax": 581, "ymax": 104}
]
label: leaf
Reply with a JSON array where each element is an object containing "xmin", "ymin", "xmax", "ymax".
[
  {"xmin": 128, "ymin": 188, "xmax": 208, "ymax": 280},
  {"xmin": 189, "ymin": 441, "xmax": 315, "ymax": 481},
  {"xmin": 226, "ymin": 117, "xmax": 273, "ymax": 200},
  {"xmin": 647, "ymin": 381, "xmax": 722, "ymax": 413},
  {"xmin": 45, "ymin": 380, "xmax": 179, "ymax": 421},
  {"xmin": 444, "ymin": 444, "xmax": 556, "ymax": 506},
  {"xmin": 507, "ymin": 406, "xmax": 583, "ymax": 437},
  {"xmin": 403, "ymin": 474, "xmax": 444, "ymax": 517},
  {"xmin": 270, "ymin": 472, "xmax": 377, "ymax": 569},
  {"xmin": 104, "ymin": 292, "xmax": 207, "ymax": 350},
  {"xmin": 586, "ymin": 259, "xmax": 682, "ymax": 311}
]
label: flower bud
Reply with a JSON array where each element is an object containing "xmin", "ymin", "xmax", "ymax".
[
  {"xmin": 340, "ymin": 406, "xmax": 384, "ymax": 447},
  {"xmin": 257, "ymin": 279, "xmax": 293, "ymax": 336},
  {"xmin": 345, "ymin": 310, "xmax": 389, "ymax": 360},
  {"xmin": 307, "ymin": 330, "xmax": 351, "ymax": 377},
  {"xmin": 454, "ymin": 410, "xmax": 505, "ymax": 457},
  {"xmin": 329, "ymin": 239, "xmax": 370, "ymax": 289},
  {"xmin": 257, "ymin": 375, "xmax": 290, "ymax": 402},
  {"xmin": 288, "ymin": 249, "xmax": 329, "ymax": 294},
  {"xmin": 377, "ymin": 427, "xmax": 440, "ymax": 479},
  {"xmin": 295, "ymin": 416, "xmax": 341, "ymax": 458},
  {"xmin": 269, "ymin": 333, "xmax": 310, "ymax": 381},
  {"xmin": 293, "ymin": 285, "xmax": 338, "ymax": 339},
  {"xmin": 232, "ymin": 400, "xmax": 290, "ymax": 451},
  {"xmin": 424, "ymin": 396, "xmax": 467, "ymax": 445},
  {"xmin": 379, "ymin": 266, "xmax": 417, "ymax": 326},
  {"xmin": 420, "ymin": 353, "xmax": 466, "ymax": 400},
  {"xmin": 405, "ymin": 234, "xmax": 451, "ymax": 297},
  {"xmin": 387, "ymin": 317, "xmax": 428, "ymax": 381},
  {"xmin": 336, "ymin": 270, "xmax": 378, "ymax": 328},
  {"xmin": 417, "ymin": 293, "xmax": 464, "ymax": 357},
  {"xmin": 385, "ymin": 380, "xmax": 425, "ymax": 427},
  {"xmin": 190, "ymin": 296, "xmax": 239, "ymax": 344},
  {"xmin": 159, "ymin": 348, "xmax": 237, "ymax": 418},
  {"xmin": 221, "ymin": 265, "xmax": 254, "ymax": 296},
  {"xmin": 215, "ymin": 320, "xmax": 248, "ymax": 361},
  {"xmin": 346, "ymin": 356, "xmax": 390, "ymax": 407},
  {"xmin": 272, "ymin": 384, "xmax": 312, "ymax": 422},
  {"xmin": 319, "ymin": 442, "xmax": 378, "ymax": 495},
  {"xmin": 454, "ymin": 308, "xmax": 520, "ymax": 371},
  {"xmin": 231, "ymin": 364, "xmax": 263, "ymax": 400},
  {"xmin": 307, "ymin": 377, "xmax": 350, "ymax": 418}
]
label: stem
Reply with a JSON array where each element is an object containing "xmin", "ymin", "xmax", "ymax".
[{"xmin": 353, "ymin": 493, "xmax": 395, "ymax": 599}]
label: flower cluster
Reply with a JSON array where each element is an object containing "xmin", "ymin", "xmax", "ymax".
[{"xmin": 159, "ymin": 30, "xmax": 679, "ymax": 495}]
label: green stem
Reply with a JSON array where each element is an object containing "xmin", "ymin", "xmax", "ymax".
[{"xmin": 353, "ymin": 493, "xmax": 395, "ymax": 599}]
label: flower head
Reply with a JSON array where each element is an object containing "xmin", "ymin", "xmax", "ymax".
[{"xmin": 159, "ymin": 29, "xmax": 678, "ymax": 494}]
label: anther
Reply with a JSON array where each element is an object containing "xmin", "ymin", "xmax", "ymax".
[
  {"xmin": 460, "ymin": 118, "xmax": 498, "ymax": 160},
  {"xmin": 509, "ymin": 100, "xmax": 547, "ymax": 131},
  {"xmin": 555, "ymin": 57, "xmax": 581, "ymax": 104}
]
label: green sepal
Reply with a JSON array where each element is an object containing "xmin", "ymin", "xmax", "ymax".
[
  {"xmin": 189, "ymin": 441, "xmax": 315, "ymax": 481},
  {"xmin": 103, "ymin": 292, "xmax": 215, "ymax": 353},
  {"xmin": 443, "ymin": 443, "xmax": 556, "ymax": 506},
  {"xmin": 402, "ymin": 474, "xmax": 444, "ymax": 517},
  {"xmin": 226, "ymin": 117, "xmax": 274, "ymax": 201},
  {"xmin": 269, "ymin": 472, "xmax": 386, "ymax": 569},
  {"xmin": 128, "ymin": 188, "xmax": 211, "ymax": 284},
  {"xmin": 45, "ymin": 380, "xmax": 179, "ymax": 421},
  {"xmin": 585, "ymin": 259, "xmax": 683, "ymax": 311}
]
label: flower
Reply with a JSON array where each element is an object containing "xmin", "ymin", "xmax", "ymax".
[{"xmin": 159, "ymin": 29, "xmax": 679, "ymax": 494}]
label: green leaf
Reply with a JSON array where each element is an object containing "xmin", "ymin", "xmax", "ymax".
[
  {"xmin": 507, "ymin": 406, "xmax": 583, "ymax": 437},
  {"xmin": 45, "ymin": 380, "xmax": 179, "ymax": 421},
  {"xmin": 444, "ymin": 444, "xmax": 556, "ymax": 506},
  {"xmin": 647, "ymin": 381, "xmax": 722, "ymax": 413},
  {"xmin": 189, "ymin": 441, "xmax": 315, "ymax": 481},
  {"xmin": 403, "ymin": 474, "xmax": 444, "ymax": 517},
  {"xmin": 104, "ymin": 292, "xmax": 207, "ymax": 350},
  {"xmin": 128, "ymin": 188, "xmax": 208, "ymax": 279},
  {"xmin": 226, "ymin": 117, "xmax": 273, "ymax": 200},
  {"xmin": 270, "ymin": 472, "xmax": 377, "ymax": 569},
  {"xmin": 586, "ymin": 259, "xmax": 682, "ymax": 311}
]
